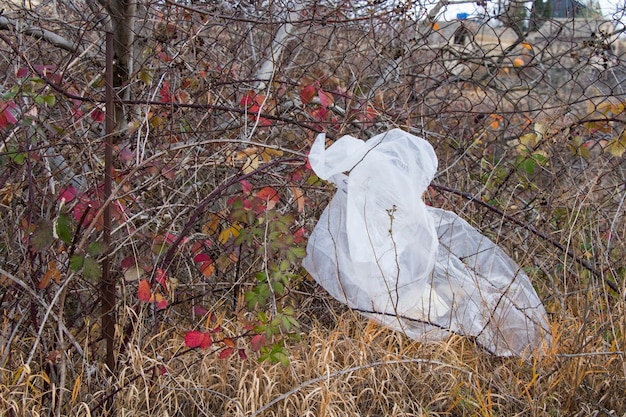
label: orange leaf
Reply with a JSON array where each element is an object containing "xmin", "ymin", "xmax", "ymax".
[
  {"xmin": 38, "ymin": 265, "xmax": 61, "ymax": 289},
  {"xmin": 223, "ymin": 337, "xmax": 236, "ymax": 348},
  {"xmin": 201, "ymin": 213, "xmax": 221, "ymax": 235},
  {"xmin": 200, "ymin": 261, "xmax": 215, "ymax": 278},
  {"xmin": 256, "ymin": 187, "xmax": 280, "ymax": 203},
  {"xmin": 513, "ymin": 57, "xmax": 525, "ymax": 67},
  {"xmin": 290, "ymin": 186, "xmax": 305, "ymax": 213},
  {"xmin": 138, "ymin": 279, "xmax": 152, "ymax": 302}
]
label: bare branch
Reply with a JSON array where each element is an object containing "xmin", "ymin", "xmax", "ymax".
[{"xmin": 0, "ymin": 16, "xmax": 78, "ymax": 52}]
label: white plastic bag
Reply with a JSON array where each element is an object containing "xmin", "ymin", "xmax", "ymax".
[{"xmin": 303, "ymin": 129, "xmax": 551, "ymax": 356}]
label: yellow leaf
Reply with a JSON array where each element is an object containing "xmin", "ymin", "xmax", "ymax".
[
  {"xmin": 605, "ymin": 136, "xmax": 626, "ymax": 158},
  {"xmin": 71, "ymin": 375, "xmax": 81, "ymax": 404},
  {"xmin": 201, "ymin": 213, "xmax": 221, "ymax": 235},
  {"xmin": 519, "ymin": 133, "xmax": 539, "ymax": 149},
  {"xmin": 242, "ymin": 154, "xmax": 259, "ymax": 174},
  {"xmin": 261, "ymin": 147, "xmax": 284, "ymax": 162},
  {"xmin": 522, "ymin": 42, "xmax": 532, "ymax": 50},
  {"xmin": 218, "ymin": 224, "xmax": 241, "ymax": 244},
  {"xmin": 513, "ymin": 57, "xmax": 525, "ymax": 67}
]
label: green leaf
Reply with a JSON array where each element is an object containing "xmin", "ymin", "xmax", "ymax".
[
  {"xmin": 83, "ymin": 257, "xmax": 102, "ymax": 280},
  {"xmin": 55, "ymin": 213, "xmax": 73, "ymax": 244},
  {"xmin": 520, "ymin": 158, "xmax": 536, "ymax": 175},
  {"xmin": 88, "ymin": 241, "xmax": 107, "ymax": 256},
  {"xmin": 138, "ymin": 69, "xmax": 153, "ymax": 85},
  {"xmin": 10, "ymin": 151, "xmax": 27, "ymax": 165},
  {"xmin": 42, "ymin": 95, "xmax": 56, "ymax": 107},
  {"xmin": 70, "ymin": 254, "xmax": 85, "ymax": 272},
  {"xmin": 272, "ymin": 281, "xmax": 284, "ymax": 295}
]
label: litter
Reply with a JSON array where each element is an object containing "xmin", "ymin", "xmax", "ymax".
[{"xmin": 303, "ymin": 129, "xmax": 551, "ymax": 356}]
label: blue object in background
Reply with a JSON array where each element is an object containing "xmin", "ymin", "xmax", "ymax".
[{"xmin": 456, "ymin": 12, "xmax": 469, "ymax": 19}]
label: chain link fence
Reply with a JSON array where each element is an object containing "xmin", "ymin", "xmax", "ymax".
[{"xmin": 0, "ymin": 0, "xmax": 625, "ymax": 414}]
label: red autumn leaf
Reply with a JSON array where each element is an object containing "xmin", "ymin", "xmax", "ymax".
[
  {"xmin": 90, "ymin": 108, "xmax": 105, "ymax": 123},
  {"xmin": 138, "ymin": 279, "xmax": 152, "ymax": 302},
  {"xmin": 58, "ymin": 185, "xmax": 78, "ymax": 203},
  {"xmin": 219, "ymin": 347, "xmax": 234, "ymax": 359},
  {"xmin": 34, "ymin": 64, "xmax": 57, "ymax": 76},
  {"xmin": 240, "ymin": 90, "xmax": 255, "ymax": 107},
  {"xmin": 184, "ymin": 331, "xmax": 212, "ymax": 349},
  {"xmin": 155, "ymin": 268, "xmax": 168, "ymax": 292},
  {"xmin": 240, "ymin": 180, "xmax": 253, "ymax": 195},
  {"xmin": 190, "ymin": 241, "xmax": 204, "ymax": 256},
  {"xmin": 193, "ymin": 253, "xmax": 211, "ymax": 263},
  {"xmin": 300, "ymin": 83, "xmax": 317, "ymax": 104},
  {"xmin": 257, "ymin": 116, "xmax": 273, "ymax": 127},
  {"xmin": 193, "ymin": 304, "xmax": 208, "ymax": 316},
  {"xmin": 158, "ymin": 51, "xmax": 173, "ymax": 62},
  {"xmin": 16, "ymin": 67, "xmax": 30, "ymax": 78},
  {"xmin": 318, "ymin": 89, "xmax": 334, "ymax": 108},
  {"xmin": 164, "ymin": 233, "xmax": 178, "ymax": 244},
  {"xmin": 199, "ymin": 333, "xmax": 212, "ymax": 349},
  {"xmin": 184, "ymin": 331, "xmax": 203, "ymax": 348},
  {"xmin": 309, "ymin": 106, "xmax": 329, "ymax": 122},
  {"xmin": 294, "ymin": 227, "xmax": 306, "ymax": 244},
  {"xmin": 250, "ymin": 334, "xmax": 266, "ymax": 352},
  {"xmin": 0, "ymin": 101, "xmax": 18, "ymax": 129},
  {"xmin": 121, "ymin": 255, "xmax": 138, "ymax": 270},
  {"xmin": 238, "ymin": 348, "xmax": 248, "ymax": 360},
  {"xmin": 160, "ymin": 81, "xmax": 171, "ymax": 102}
]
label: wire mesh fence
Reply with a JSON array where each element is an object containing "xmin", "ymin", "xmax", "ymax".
[{"xmin": 0, "ymin": 0, "xmax": 625, "ymax": 414}]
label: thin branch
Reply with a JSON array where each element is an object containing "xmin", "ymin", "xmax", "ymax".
[
  {"xmin": 157, "ymin": 156, "xmax": 302, "ymax": 273},
  {"xmin": 0, "ymin": 16, "xmax": 78, "ymax": 52},
  {"xmin": 431, "ymin": 183, "xmax": 620, "ymax": 294}
]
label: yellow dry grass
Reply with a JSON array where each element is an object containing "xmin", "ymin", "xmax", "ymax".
[{"xmin": 2, "ymin": 300, "xmax": 624, "ymax": 417}]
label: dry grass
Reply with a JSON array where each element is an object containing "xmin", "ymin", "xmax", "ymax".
[{"xmin": 2, "ymin": 298, "xmax": 625, "ymax": 416}]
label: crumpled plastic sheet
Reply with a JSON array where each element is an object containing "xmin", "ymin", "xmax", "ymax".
[{"xmin": 303, "ymin": 129, "xmax": 552, "ymax": 356}]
